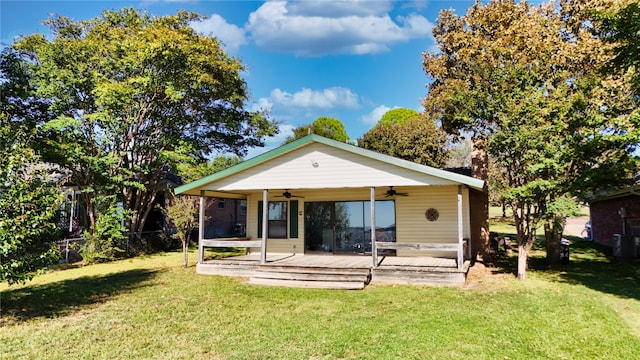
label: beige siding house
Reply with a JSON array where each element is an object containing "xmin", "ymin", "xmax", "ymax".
[{"xmin": 175, "ymin": 135, "xmax": 487, "ymax": 287}]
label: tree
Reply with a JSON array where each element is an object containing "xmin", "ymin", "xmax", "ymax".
[
  {"xmin": 597, "ymin": 1, "xmax": 640, "ymax": 94},
  {"xmin": 358, "ymin": 109, "xmax": 448, "ymax": 168},
  {"xmin": 378, "ymin": 108, "xmax": 420, "ymax": 126},
  {"xmin": 284, "ymin": 116, "xmax": 349, "ymax": 144},
  {"xmin": 423, "ymin": 0, "xmax": 638, "ymax": 279},
  {"xmin": 10, "ymin": 9, "xmax": 277, "ymax": 248},
  {"xmin": 1, "ymin": 48, "xmax": 63, "ymax": 285},
  {"xmin": 0, "ymin": 116, "xmax": 63, "ymax": 285},
  {"xmin": 164, "ymin": 155, "xmax": 242, "ymax": 267},
  {"xmin": 165, "ymin": 193, "xmax": 198, "ymax": 268},
  {"xmin": 446, "ymin": 136, "xmax": 472, "ymax": 168}
]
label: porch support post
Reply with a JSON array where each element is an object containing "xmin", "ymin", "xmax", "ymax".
[
  {"xmin": 457, "ymin": 185, "xmax": 463, "ymax": 270},
  {"xmin": 371, "ymin": 187, "xmax": 377, "ymax": 267},
  {"xmin": 261, "ymin": 189, "xmax": 268, "ymax": 264},
  {"xmin": 198, "ymin": 190, "xmax": 205, "ymax": 264}
]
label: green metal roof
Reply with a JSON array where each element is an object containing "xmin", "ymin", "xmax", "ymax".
[{"xmin": 174, "ymin": 134, "xmax": 485, "ymax": 195}]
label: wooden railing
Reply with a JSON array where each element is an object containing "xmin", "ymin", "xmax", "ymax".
[
  {"xmin": 375, "ymin": 240, "xmax": 467, "ymax": 269},
  {"xmin": 200, "ymin": 237, "xmax": 262, "ymax": 248},
  {"xmin": 199, "ymin": 237, "xmax": 262, "ymax": 263}
]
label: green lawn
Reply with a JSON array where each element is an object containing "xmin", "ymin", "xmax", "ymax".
[{"xmin": 2, "ymin": 242, "xmax": 639, "ymax": 359}]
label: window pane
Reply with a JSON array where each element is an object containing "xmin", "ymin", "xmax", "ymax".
[
  {"xmin": 268, "ymin": 220, "xmax": 287, "ymax": 238},
  {"xmin": 268, "ymin": 201, "xmax": 287, "ymax": 238},
  {"xmin": 268, "ymin": 201, "xmax": 287, "ymax": 220}
]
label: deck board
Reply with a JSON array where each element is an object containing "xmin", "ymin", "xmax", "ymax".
[{"xmin": 198, "ymin": 253, "xmax": 469, "ymax": 287}]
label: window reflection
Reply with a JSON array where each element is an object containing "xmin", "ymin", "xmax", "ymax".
[{"xmin": 305, "ymin": 200, "xmax": 395, "ymax": 254}]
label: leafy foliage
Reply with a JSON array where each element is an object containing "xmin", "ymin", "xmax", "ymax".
[
  {"xmin": 378, "ymin": 108, "xmax": 420, "ymax": 126},
  {"xmin": 0, "ymin": 122, "xmax": 62, "ymax": 285},
  {"xmin": 8, "ymin": 8, "xmax": 277, "ymax": 246},
  {"xmin": 1, "ymin": 48, "xmax": 64, "ymax": 285},
  {"xmin": 358, "ymin": 110, "xmax": 448, "ymax": 167},
  {"xmin": 598, "ymin": 1, "xmax": 640, "ymax": 94},
  {"xmin": 80, "ymin": 196, "xmax": 128, "ymax": 263},
  {"xmin": 164, "ymin": 194, "xmax": 198, "ymax": 268},
  {"xmin": 423, "ymin": 0, "xmax": 639, "ymax": 278},
  {"xmin": 284, "ymin": 116, "xmax": 349, "ymax": 144}
]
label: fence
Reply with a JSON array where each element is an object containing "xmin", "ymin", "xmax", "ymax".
[{"xmin": 56, "ymin": 230, "xmax": 168, "ymax": 263}]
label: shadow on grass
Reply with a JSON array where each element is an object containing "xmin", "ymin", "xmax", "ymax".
[
  {"xmin": 490, "ymin": 236, "xmax": 640, "ymax": 300},
  {"xmin": 1, "ymin": 269, "xmax": 159, "ymax": 323}
]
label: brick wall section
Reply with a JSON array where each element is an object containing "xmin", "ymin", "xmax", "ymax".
[
  {"xmin": 470, "ymin": 147, "xmax": 489, "ymax": 257},
  {"xmin": 469, "ymin": 188, "xmax": 489, "ymax": 257},
  {"xmin": 590, "ymin": 194, "xmax": 640, "ymax": 246}
]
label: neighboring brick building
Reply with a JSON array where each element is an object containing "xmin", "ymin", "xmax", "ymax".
[
  {"xmin": 588, "ymin": 185, "xmax": 640, "ymax": 256},
  {"xmin": 202, "ymin": 198, "xmax": 247, "ymax": 238}
]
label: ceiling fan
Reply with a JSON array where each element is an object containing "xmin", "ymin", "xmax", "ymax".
[
  {"xmin": 276, "ymin": 189, "xmax": 304, "ymax": 199},
  {"xmin": 385, "ymin": 186, "xmax": 409, "ymax": 197}
]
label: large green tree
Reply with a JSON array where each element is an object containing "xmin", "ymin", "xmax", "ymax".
[
  {"xmin": 597, "ymin": 0, "xmax": 640, "ymax": 94},
  {"xmin": 1, "ymin": 48, "xmax": 63, "ymax": 285},
  {"xmin": 423, "ymin": 0, "xmax": 638, "ymax": 279},
  {"xmin": 283, "ymin": 116, "xmax": 349, "ymax": 144},
  {"xmin": 0, "ymin": 130, "xmax": 63, "ymax": 285},
  {"xmin": 358, "ymin": 108, "xmax": 448, "ymax": 168},
  {"xmin": 10, "ymin": 9, "xmax": 277, "ymax": 245}
]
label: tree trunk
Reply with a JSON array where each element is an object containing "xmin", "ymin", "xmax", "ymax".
[
  {"xmin": 182, "ymin": 240, "xmax": 188, "ymax": 268},
  {"xmin": 545, "ymin": 223, "xmax": 563, "ymax": 266},
  {"xmin": 517, "ymin": 244, "xmax": 528, "ymax": 280},
  {"xmin": 134, "ymin": 191, "xmax": 157, "ymax": 242},
  {"xmin": 84, "ymin": 193, "xmax": 96, "ymax": 232}
]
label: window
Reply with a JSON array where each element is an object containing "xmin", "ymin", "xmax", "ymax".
[
  {"xmin": 217, "ymin": 199, "xmax": 225, "ymax": 209},
  {"xmin": 268, "ymin": 201, "xmax": 288, "ymax": 238},
  {"xmin": 240, "ymin": 200, "xmax": 247, "ymax": 216},
  {"xmin": 304, "ymin": 200, "xmax": 395, "ymax": 254}
]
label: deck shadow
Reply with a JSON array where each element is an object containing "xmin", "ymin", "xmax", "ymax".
[{"xmin": 1, "ymin": 269, "xmax": 159, "ymax": 323}]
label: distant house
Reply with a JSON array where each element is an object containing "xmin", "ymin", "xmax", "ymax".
[
  {"xmin": 175, "ymin": 135, "xmax": 489, "ymax": 288},
  {"xmin": 588, "ymin": 184, "xmax": 640, "ymax": 258}
]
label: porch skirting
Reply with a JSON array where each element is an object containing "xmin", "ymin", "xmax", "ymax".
[{"xmin": 196, "ymin": 253, "xmax": 471, "ymax": 289}]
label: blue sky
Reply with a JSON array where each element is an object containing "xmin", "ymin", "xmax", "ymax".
[{"xmin": 1, "ymin": 0, "xmax": 474, "ymax": 158}]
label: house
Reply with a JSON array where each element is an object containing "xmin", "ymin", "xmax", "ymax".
[
  {"xmin": 175, "ymin": 134, "xmax": 488, "ymax": 288},
  {"xmin": 588, "ymin": 184, "xmax": 640, "ymax": 258}
]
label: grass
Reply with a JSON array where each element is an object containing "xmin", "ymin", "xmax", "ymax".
[{"xmin": 2, "ymin": 240, "xmax": 640, "ymax": 359}]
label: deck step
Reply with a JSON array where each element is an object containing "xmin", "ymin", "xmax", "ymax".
[
  {"xmin": 255, "ymin": 265, "xmax": 370, "ymax": 276},
  {"xmin": 250, "ymin": 265, "xmax": 371, "ymax": 290},
  {"xmin": 249, "ymin": 277, "xmax": 366, "ymax": 290},
  {"xmin": 371, "ymin": 262, "xmax": 470, "ymax": 285}
]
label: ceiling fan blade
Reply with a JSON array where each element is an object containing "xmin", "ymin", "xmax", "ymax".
[{"xmin": 384, "ymin": 186, "xmax": 409, "ymax": 197}]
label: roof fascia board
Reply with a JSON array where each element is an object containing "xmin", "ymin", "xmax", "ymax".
[{"xmin": 174, "ymin": 135, "xmax": 314, "ymax": 195}]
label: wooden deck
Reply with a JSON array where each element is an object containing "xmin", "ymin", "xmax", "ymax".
[{"xmin": 197, "ymin": 253, "xmax": 471, "ymax": 289}]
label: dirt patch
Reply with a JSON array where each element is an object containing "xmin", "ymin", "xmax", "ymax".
[{"xmin": 464, "ymin": 259, "xmax": 514, "ymax": 289}]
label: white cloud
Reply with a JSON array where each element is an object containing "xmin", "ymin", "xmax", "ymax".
[
  {"xmin": 248, "ymin": 97, "xmax": 273, "ymax": 113},
  {"xmin": 287, "ymin": 0, "xmax": 393, "ymax": 17},
  {"xmin": 361, "ymin": 105, "xmax": 395, "ymax": 126},
  {"xmin": 246, "ymin": 1, "xmax": 433, "ymax": 56},
  {"xmin": 190, "ymin": 14, "xmax": 247, "ymax": 54},
  {"xmin": 268, "ymin": 87, "xmax": 360, "ymax": 110}
]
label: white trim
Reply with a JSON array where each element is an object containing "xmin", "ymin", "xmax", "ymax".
[
  {"xmin": 457, "ymin": 185, "xmax": 463, "ymax": 270},
  {"xmin": 261, "ymin": 189, "xmax": 268, "ymax": 264},
  {"xmin": 198, "ymin": 191, "xmax": 205, "ymax": 264},
  {"xmin": 370, "ymin": 187, "xmax": 377, "ymax": 267}
]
